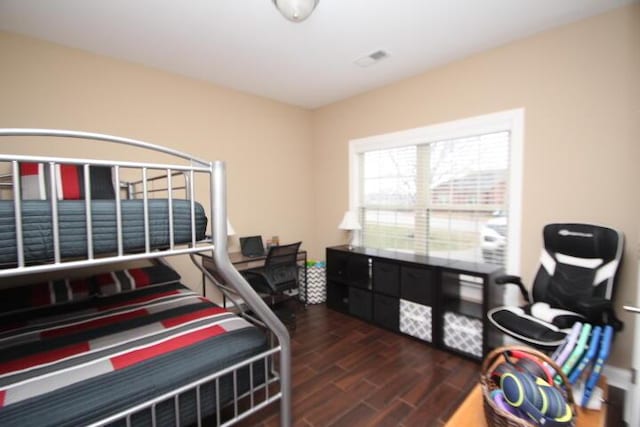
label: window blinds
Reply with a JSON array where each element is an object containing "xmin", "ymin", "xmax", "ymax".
[{"xmin": 359, "ymin": 131, "xmax": 510, "ymax": 266}]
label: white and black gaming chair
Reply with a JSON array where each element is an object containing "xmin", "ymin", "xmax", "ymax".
[{"xmin": 488, "ymin": 223, "xmax": 624, "ymax": 349}]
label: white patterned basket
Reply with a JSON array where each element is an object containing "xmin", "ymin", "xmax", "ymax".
[
  {"xmin": 399, "ymin": 299, "xmax": 432, "ymax": 342},
  {"xmin": 299, "ymin": 265, "xmax": 326, "ymax": 304},
  {"xmin": 443, "ymin": 311, "xmax": 483, "ymax": 358}
]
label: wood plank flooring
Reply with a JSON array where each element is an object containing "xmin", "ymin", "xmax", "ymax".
[{"xmin": 236, "ymin": 303, "xmax": 480, "ymax": 427}]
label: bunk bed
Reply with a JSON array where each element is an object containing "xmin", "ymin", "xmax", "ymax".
[{"xmin": 0, "ymin": 128, "xmax": 292, "ymax": 427}]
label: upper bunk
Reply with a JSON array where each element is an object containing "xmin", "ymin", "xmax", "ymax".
[{"xmin": 0, "ymin": 128, "xmax": 217, "ymax": 279}]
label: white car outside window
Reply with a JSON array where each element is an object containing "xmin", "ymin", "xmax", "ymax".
[{"xmin": 481, "ymin": 215, "xmax": 507, "ymax": 265}]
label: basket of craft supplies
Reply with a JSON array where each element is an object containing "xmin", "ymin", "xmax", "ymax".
[{"xmin": 480, "ymin": 346, "xmax": 576, "ymax": 427}]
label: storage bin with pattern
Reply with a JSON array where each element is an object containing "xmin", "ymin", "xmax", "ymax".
[
  {"xmin": 399, "ymin": 299, "xmax": 432, "ymax": 342},
  {"xmin": 443, "ymin": 311, "xmax": 483, "ymax": 358}
]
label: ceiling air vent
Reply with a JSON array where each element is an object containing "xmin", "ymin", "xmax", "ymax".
[{"xmin": 354, "ymin": 50, "xmax": 390, "ymax": 67}]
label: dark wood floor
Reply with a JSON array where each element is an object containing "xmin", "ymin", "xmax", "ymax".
[
  {"xmin": 230, "ymin": 302, "xmax": 625, "ymax": 427},
  {"xmin": 236, "ymin": 303, "xmax": 480, "ymax": 427}
]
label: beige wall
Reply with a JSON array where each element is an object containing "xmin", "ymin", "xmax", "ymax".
[
  {"xmin": 311, "ymin": 5, "xmax": 640, "ymax": 368},
  {"xmin": 0, "ymin": 31, "xmax": 315, "ymax": 295}
]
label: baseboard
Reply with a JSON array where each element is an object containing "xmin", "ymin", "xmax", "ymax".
[
  {"xmin": 603, "ymin": 364, "xmax": 632, "ymax": 388},
  {"xmin": 602, "ymin": 364, "xmax": 632, "ymax": 423}
]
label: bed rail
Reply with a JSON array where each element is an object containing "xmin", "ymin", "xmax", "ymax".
[{"xmin": 0, "ymin": 129, "xmax": 291, "ymax": 427}]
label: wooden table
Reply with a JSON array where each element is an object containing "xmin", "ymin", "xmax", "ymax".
[{"xmin": 445, "ymin": 383, "xmax": 607, "ymax": 427}]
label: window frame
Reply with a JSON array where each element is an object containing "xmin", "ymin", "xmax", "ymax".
[{"xmin": 348, "ymin": 108, "xmax": 524, "ymax": 275}]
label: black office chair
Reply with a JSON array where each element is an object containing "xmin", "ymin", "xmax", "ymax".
[
  {"xmin": 241, "ymin": 241, "xmax": 302, "ymax": 306},
  {"xmin": 488, "ymin": 223, "xmax": 624, "ymax": 349}
]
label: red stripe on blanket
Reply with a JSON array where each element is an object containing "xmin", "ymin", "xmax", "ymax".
[
  {"xmin": 98, "ymin": 290, "xmax": 181, "ymax": 311},
  {"xmin": 111, "ymin": 324, "xmax": 225, "ymax": 370},
  {"xmin": 161, "ymin": 306, "xmax": 226, "ymax": 328},
  {"xmin": 95, "ymin": 273, "xmax": 114, "ymax": 286},
  {"xmin": 0, "ymin": 389, "xmax": 5, "ymax": 408},
  {"xmin": 41, "ymin": 309, "xmax": 150, "ymax": 338},
  {"xmin": 19, "ymin": 162, "xmax": 40, "ymax": 175},
  {"xmin": 128, "ymin": 269, "xmax": 150, "ymax": 287},
  {"xmin": 70, "ymin": 279, "xmax": 90, "ymax": 295},
  {"xmin": 31, "ymin": 283, "xmax": 52, "ymax": 307},
  {"xmin": 59, "ymin": 164, "xmax": 81, "ymax": 199},
  {"xmin": 0, "ymin": 342, "xmax": 90, "ymax": 375}
]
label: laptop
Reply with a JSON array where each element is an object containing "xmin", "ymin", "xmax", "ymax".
[{"xmin": 239, "ymin": 235, "xmax": 266, "ymax": 258}]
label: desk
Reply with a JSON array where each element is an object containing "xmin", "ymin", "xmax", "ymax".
[
  {"xmin": 445, "ymin": 382, "xmax": 607, "ymax": 427},
  {"xmin": 200, "ymin": 250, "xmax": 308, "ymax": 305}
]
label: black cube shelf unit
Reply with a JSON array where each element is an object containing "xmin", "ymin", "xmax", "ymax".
[{"xmin": 326, "ymin": 245, "xmax": 505, "ymax": 360}]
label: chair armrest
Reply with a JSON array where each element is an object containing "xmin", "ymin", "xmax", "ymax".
[
  {"xmin": 494, "ymin": 274, "xmax": 530, "ymax": 304},
  {"xmin": 495, "ymin": 274, "xmax": 522, "ymax": 285},
  {"xmin": 575, "ymin": 298, "xmax": 624, "ymax": 331}
]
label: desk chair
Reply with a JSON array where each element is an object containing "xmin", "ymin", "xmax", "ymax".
[
  {"xmin": 241, "ymin": 241, "xmax": 302, "ymax": 306},
  {"xmin": 488, "ymin": 223, "xmax": 623, "ymax": 349}
]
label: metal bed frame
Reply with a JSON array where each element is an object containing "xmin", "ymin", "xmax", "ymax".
[{"xmin": 0, "ymin": 128, "xmax": 291, "ymax": 427}]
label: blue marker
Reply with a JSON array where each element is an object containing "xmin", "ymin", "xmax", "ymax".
[
  {"xmin": 569, "ymin": 326, "xmax": 601, "ymax": 384},
  {"xmin": 582, "ymin": 325, "xmax": 613, "ymax": 406}
]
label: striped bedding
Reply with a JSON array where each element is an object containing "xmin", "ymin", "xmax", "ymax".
[
  {"xmin": 0, "ymin": 282, "xmax": 268, "ymax": 427},
  {"xmin": 0, "ymin": 199, "xmax": 208, "ymax": 266},
  {"xmin": 0, "ymin": 264, "xmax": 181, "ymax": 314}
]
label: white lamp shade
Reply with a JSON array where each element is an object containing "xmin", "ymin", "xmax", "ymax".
[
  {"xmin": 273, "ymin": 0, "xmax": 319, "ymax": 22},
  {"xmin": 226, "ymin": 219, "xmax": 236, "ymax": 236},
  {"xmin": 338, "ymin": 211, "xmax": 361, "ymax": 231}
]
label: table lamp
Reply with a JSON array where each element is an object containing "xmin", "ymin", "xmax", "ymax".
[
  {"xmin": 338, "ymin": 211, "xmax": 361, "ymax": 250},
  {"xmin": 226, "ymin": 219, "xmax": 236, "ymax": 237}
]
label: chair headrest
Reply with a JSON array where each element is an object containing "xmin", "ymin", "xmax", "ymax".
[{"xmin": 543, "ymin": 223, "xmax": 622, "ymax": 263}]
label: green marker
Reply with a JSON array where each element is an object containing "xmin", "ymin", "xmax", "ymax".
[{"xmin": 557, "ymin": 323, "xmax": 592, "ymax": 384}]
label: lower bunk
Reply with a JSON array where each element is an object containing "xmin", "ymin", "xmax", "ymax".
[{"xmin": 0, "ymin": 265, "xmax": 276, "ymax": 427}]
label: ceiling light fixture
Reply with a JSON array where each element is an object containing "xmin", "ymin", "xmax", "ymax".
[{"xmin": 273, "ymin": 0, "xmax": 319, "ymax": 23}]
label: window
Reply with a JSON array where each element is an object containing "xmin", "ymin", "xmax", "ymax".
[{"xmin": 349, "ymin": 110, "xmax": 523, "ymax": 272}]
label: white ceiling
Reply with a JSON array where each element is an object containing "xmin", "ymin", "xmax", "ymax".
[{"xmin": 0, "ymin": 0, "xmax": 635, "ymax": 109}]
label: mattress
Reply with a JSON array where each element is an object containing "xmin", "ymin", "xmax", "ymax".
[
  {"xmin": 0, "ymin": 199, "xmax": 208, "ymax": 265},
  {"xmin": 0, "ymin": 282, "xmax": 268, "ymax": 427}
]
